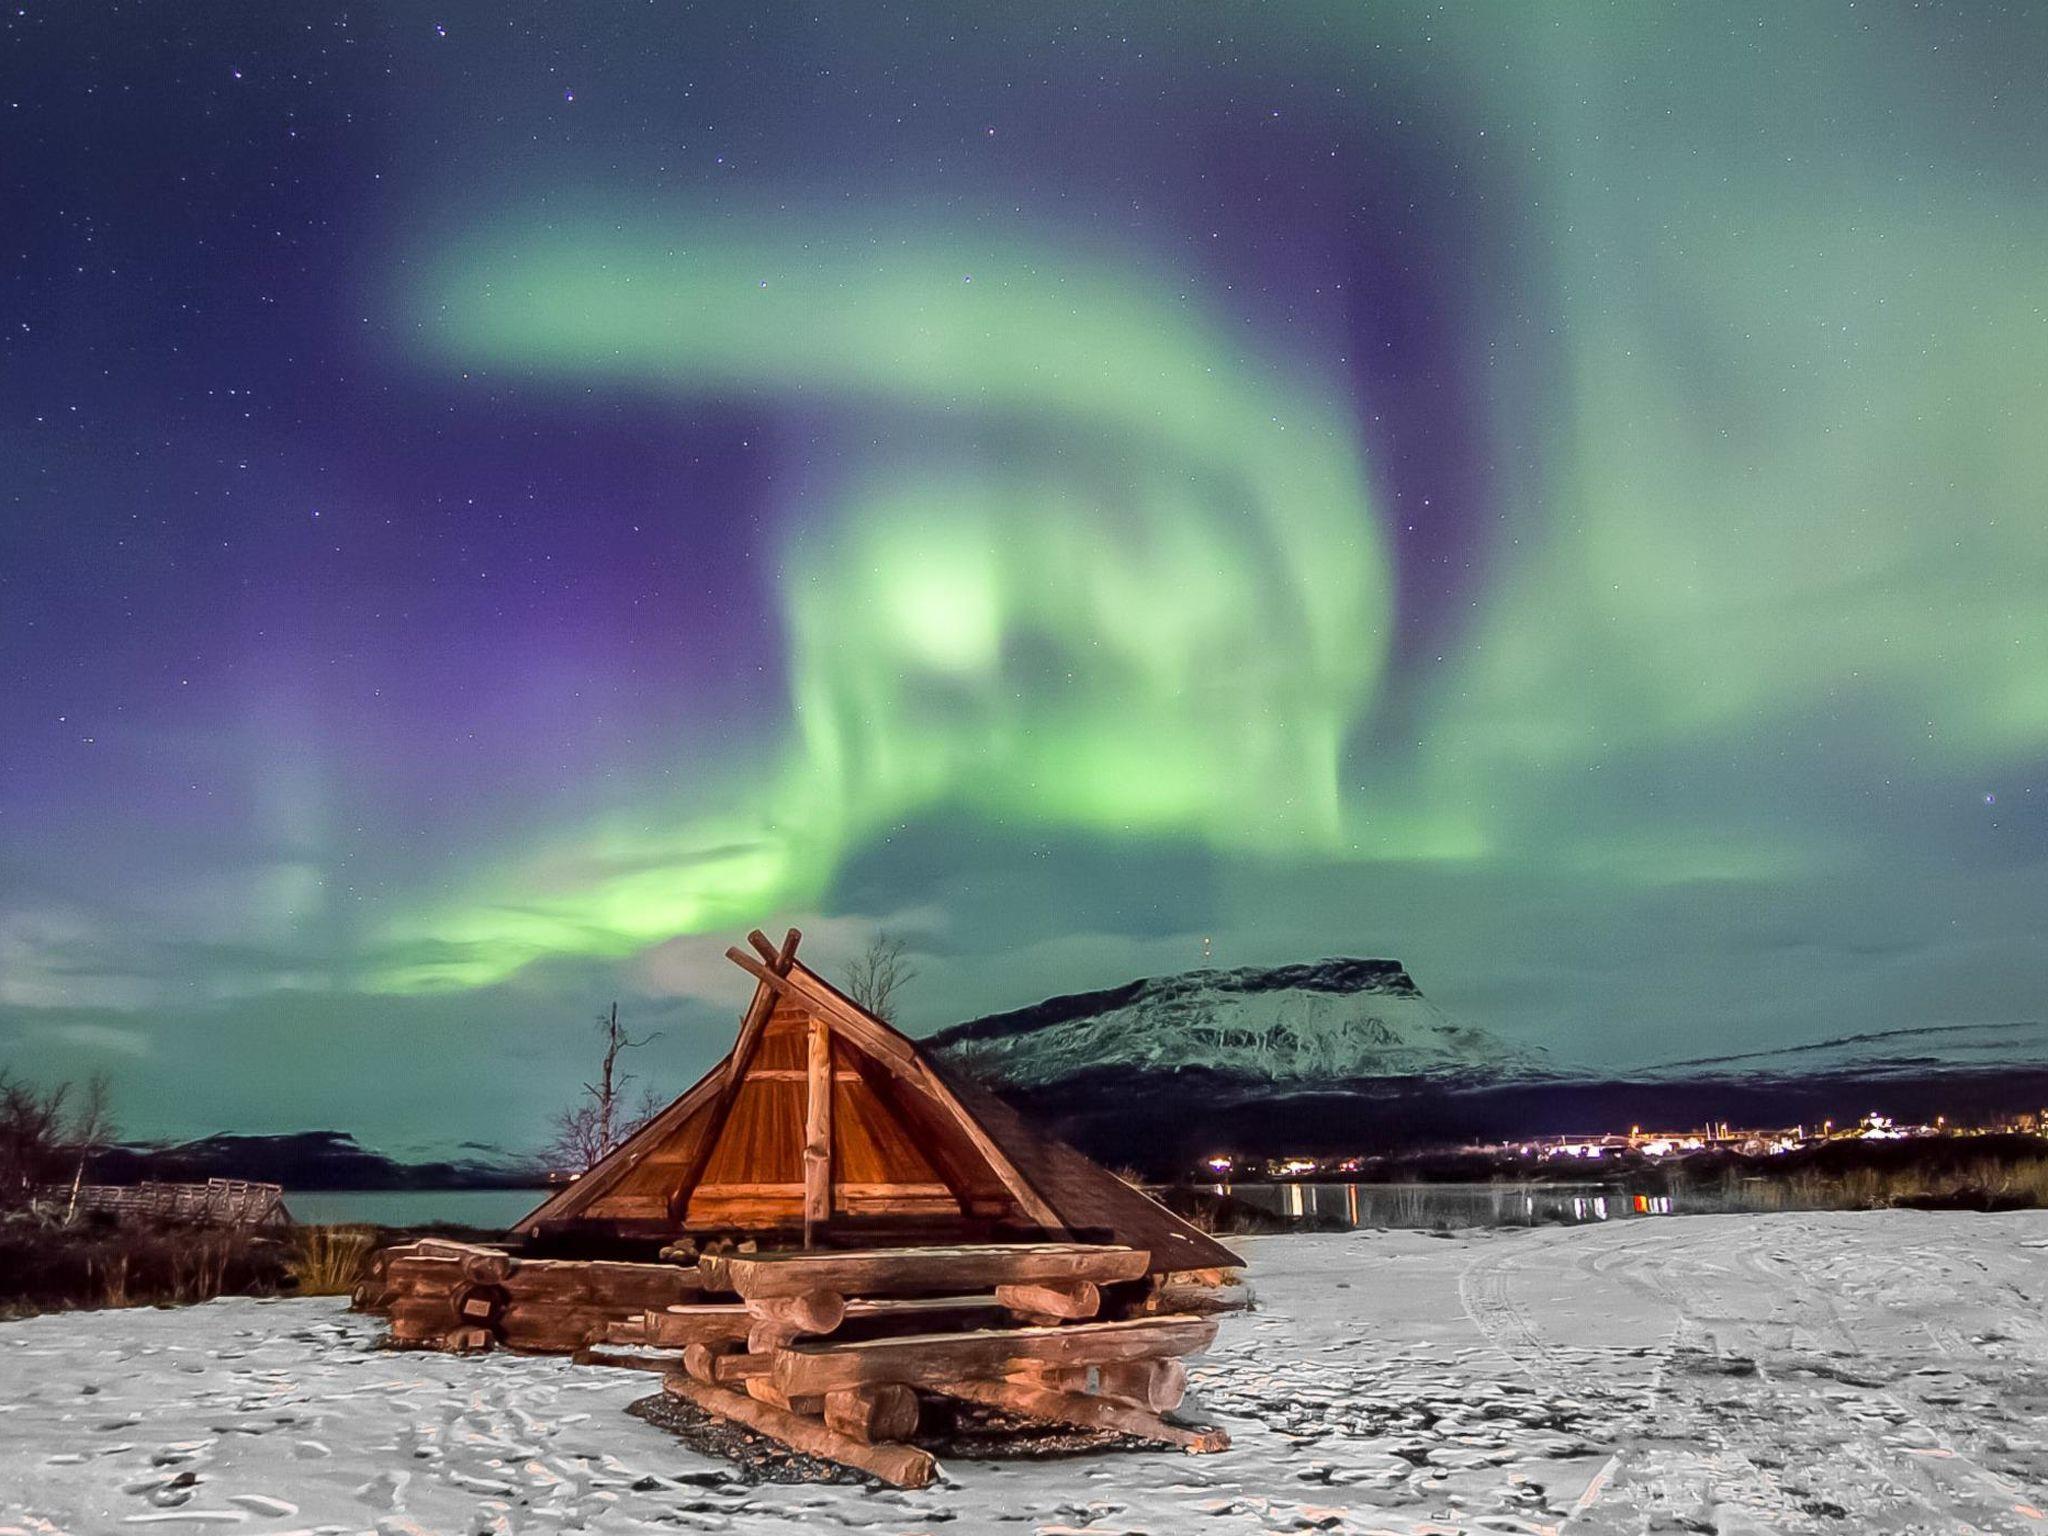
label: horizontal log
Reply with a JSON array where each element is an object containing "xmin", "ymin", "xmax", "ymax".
[
  {"xmin": 504, "ymin": 1259, "xmax": 703, "ymax": 1308},
  {"xmin": 414, "ymin": 1238, "xmax": 519, "ymax": 1283},
  {"xmin": 572, "ymin": 1345, "xmax": 688, "ymax": 1373},
  {"xmin": 495, "ymin": 1302, "xmax": 618, "ymax": 1351},
  {"xmin": 773, "ymin": 1315, "xmax": 1217, "ymax": 1396},
  {"xmin": 642, "ymin": 1304, "xmax": 754, "ymax": 1348},
  {"xmin": 933, "ymin": 1376, "xmax": 1226, "ymax": 1453},
  {"xmin": 748, "ymin": 1290, "xmax": 845, "ymax": 1338},
  {"xmin": 1139, "ymin": 1278, "xmax": 1252, "ymax": 1316},
  {"xmin": 1008, "ymin": 1362, "xmax": 1090, "ymax": 1393},
  {"xmin": 994, "ymin": 1280, "xmax": 1099, "ymax": 1320},
  {"xmin": 451, "ymin": 1281, "xmax": 508, "ymax": 1324},
  {"xmin": 662, "ymin": 1374, "xmax": 938, "ymax": 1489},
  {"xmin": 682, "ymin": 1341, "xmax": 774, "ymax": 1386},
  {"xmin": 745, "ymin": 1378, "xmax": 825, "ymax": 1416},
  {"xmin": 647, "ymin": 1294, "xmax": 1004, "ymax": 1348},
  {"xmin": 386, "ymin": 1256, "xmax": 464, "ymax": 1293},
  {"xmin": 1098, "ymin": 1357, "xmax": 1187, "ymax": 1412},
  {"xmin": 702, "ymin": 1243, "xmax": 1150, "ymax": 1299},
  {"xmin": 386, "ymin": 1294, "xmax": 455, "ymax": 1326},
  {"xmin": 824, "ymin": 1384, "xmax": 920, "ymax": 1445}
]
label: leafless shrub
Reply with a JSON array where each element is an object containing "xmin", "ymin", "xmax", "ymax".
[
  {"xmin": 547, "ymin": 1003, "xmax": 661, "ymax": 1175},
  {"xmin": 844, "ymin": 933, "xmax": 918, "ymax": 1023}
]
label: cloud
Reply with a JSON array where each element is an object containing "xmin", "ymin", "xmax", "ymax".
[
  {"xmin": 630, "ymin": 905, "xmax": 947, "ymax": 1006},
  {"xmin": 27, "ymin": 1021, "xmax": 154, "ymax": 1058}
]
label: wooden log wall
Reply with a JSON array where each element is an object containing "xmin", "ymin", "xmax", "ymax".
[
  {"xmin": 355, "ymin": 1238, "xmax": 1247, "ymax": 1490},
  {"xmin": 356, "ymin": 1239, "xmax": 703, "ymax": 1354}
]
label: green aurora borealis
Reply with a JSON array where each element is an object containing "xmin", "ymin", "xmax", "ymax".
[{"xmin": 4, "ymin": 3, "xmax": 2045, "ymax": 1149}]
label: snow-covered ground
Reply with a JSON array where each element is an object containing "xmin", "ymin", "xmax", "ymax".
[{"xmin": 5, "ymin": 1211, "xmax": 2046, "ymax": 1534}]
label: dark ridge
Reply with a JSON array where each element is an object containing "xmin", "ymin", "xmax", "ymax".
[
  {"xmin": 89, "ymin": 1131, "xmax": 546, "ymax": 1191},
  {"xmin": 1649, "ymin": 1020, "xmax": 2047, "ymax": 1074},
  {"xmin": 927, "ymin": 957, "xmax": 1420, "ymax": 1049}
]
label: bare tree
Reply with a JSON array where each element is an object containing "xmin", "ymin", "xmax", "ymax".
[
  {"xmin": 63, "ymin": 1073, "xmax": 116, "ymax": 1222},
  {"xmin": 844, "ymin": 933, "xmax": 918, "ymax": 1024},
  {"xmin": 547, "ymin": 1003, "xmax": 660, "ymax": 1175},
  {"xmin": 0, "ymin": 1070, "xmax": 69, "ymax": 1208},
  {"xmin": 0, "ymin": 1070, "xmax": 116, "ymax": 1215}
]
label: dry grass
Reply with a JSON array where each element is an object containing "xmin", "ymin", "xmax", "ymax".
[
  {"xmin": 0, "ymin": 1216, "xmax": 291, "ymax": 1312},
  {"xmin": 289, "ymin": 1224, "xmax": 377, "ymax": 1295},
  {"xmin": 1667, "ymin": 1156, "xmax": 2048, "ymax": 1215}
]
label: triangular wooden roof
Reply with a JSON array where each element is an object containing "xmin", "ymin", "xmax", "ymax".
[{"xmin": 515, "ymin": 929, "xmax": 1239, "ymax": 1274}]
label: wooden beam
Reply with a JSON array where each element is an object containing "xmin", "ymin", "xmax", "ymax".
[
  {"xmin": 701, "ymin": 1242, "xmax": 1150, "ymax": 1299},
  {"xmin": 772, "ymin": 1314, "xmax": 1217, "ymax": 1396},
  {"xmin": 803, "ymin": 1013, "xmax": 832, "ymax": 1246},
  {"xmin": 747, "ymin": 928, "xmax": 782, "ymax": 966},
  {"xmin": 726, "ymin": 946, "xmax": 793, "ymax": 996},
  {"xmin": 933, "ymin": 1376, "xmax": 1225, "ymax": 1454},
  {"xmin": 661, "ymin": 1374, "xmax": 938, "ymax": 1489}
]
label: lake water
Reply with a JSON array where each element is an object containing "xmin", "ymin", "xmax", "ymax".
[
  {"xmin": 283, "ymin": 1188, "xmax": 550, "ymax": 1229},
  {"xmin": 280, "ymin": 1182, "xmax": 1678, "ymax": 1232},
  {"xmin": 1216, "ymin": 1182, "xmax": 1677, "ymax": 1229}
]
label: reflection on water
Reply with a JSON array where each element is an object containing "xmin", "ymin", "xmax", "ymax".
[{"xmin": 1214, "ymin": 1182, "xmax": 1678, "ymax": 1230}]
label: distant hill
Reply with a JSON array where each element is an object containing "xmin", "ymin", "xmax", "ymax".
[
  {"xmin": 928, "ymin": 960, "xmax": 2048, "ymax": 1170},
  {"xmin": 90, "ymin": 1131, "xmax": 546, "ymax": 1191}
]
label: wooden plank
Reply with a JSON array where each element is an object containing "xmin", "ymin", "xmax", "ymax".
[
  {"xmin": 661, "ymin": 1374, "xmax": 938, "ymax": 1489},
  {"xmin": 772, "ymin": 1314, "xmax": 1217, "ymax": 1396},
  {"xmin": 803, "ymin": 1012, "xmax": 832, "ymax": 1246},
  {"xmin": 702, "ymin": 1242, "xmax": 1150, "ymax": 1299},
  {"xmin": 742, "ymin": 1068, "xmax": 863, "ymax": 1082},
  {"xmin": 933, "ymin": 1376, "xmax": 1226, "ymax": 1453}
]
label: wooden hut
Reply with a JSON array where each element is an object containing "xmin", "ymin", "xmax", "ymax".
[
  {"xmin": 515, "ymin": 928, "xmax": 1241, "ymax": 1273},
  {"xmin": 359, "ymin": 929, "xmax": 1242, "ymax": 1487}
]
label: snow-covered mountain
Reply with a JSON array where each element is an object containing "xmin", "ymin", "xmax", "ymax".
[{"xmin": 927, "ymin": 957, "xmax": 1551, "ymax": 1090}]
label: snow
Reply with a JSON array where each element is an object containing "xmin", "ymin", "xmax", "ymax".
[
  {"xmin": 5, "ymin": 1210, "xmax": 2047, "ymax": 1533},
  {"xmin": 932, "ymin": 959, "xmax": 1549, "ymax": 1088}
]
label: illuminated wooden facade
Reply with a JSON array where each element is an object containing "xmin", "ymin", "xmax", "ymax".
[{"xmin": 514, "ymin": 929, "xmax": 1238, "ymax": 1274}]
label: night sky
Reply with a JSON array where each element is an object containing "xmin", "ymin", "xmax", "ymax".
[{"xmin": 5, "ymin": 4, "xmax": 2045, "ymax": 1156}]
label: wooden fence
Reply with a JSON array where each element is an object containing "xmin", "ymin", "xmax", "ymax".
[{"xmin": 56, "ymin": 1179, "xmax": 293, "ymax": 1228}]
